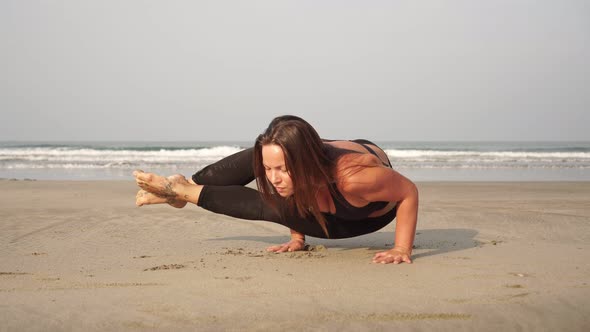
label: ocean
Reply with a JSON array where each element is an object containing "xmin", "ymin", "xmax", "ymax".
[{"xmin": 1, "ymin": 141, "xmax": 589, "ymax": 181}]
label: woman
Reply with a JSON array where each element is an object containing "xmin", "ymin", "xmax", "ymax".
[{"xmin": 134, "ymin": 115, "xmax": 418, "ymax": 264}]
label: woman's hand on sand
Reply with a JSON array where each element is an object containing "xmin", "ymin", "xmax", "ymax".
[
  {"xmin": 372, "ymin": 247, "xmax": 412, "ymax": 264},
  {"xmin": 266, "ymin": 238, "xmax": 306, "ymax": 253}
]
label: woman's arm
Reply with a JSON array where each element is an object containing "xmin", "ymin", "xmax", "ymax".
[
  {"xmin": 342, "ymin": 162, "xmax": 419, "ymax": 264},
  {"xmin": 375, "ymin": 174, "xmax": 418, "ymax": 264}
]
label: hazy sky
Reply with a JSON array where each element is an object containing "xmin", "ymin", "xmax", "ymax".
[{"xmin": 2, "ymin": 0, "xmax": 589, "ymax": 141}]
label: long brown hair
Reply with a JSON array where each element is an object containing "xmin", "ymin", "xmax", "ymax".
[{"xmin": 253, "ymin": 115, "xmax": 334, "ymax": 237}]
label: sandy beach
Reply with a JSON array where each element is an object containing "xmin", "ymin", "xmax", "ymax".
[{"xmin": 1, "ymin": 180, "xmax": 589, "ymax": 331}]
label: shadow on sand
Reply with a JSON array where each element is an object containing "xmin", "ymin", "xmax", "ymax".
[{"xmin": 210, "ymin": 228, "xmax": 481, "ymax": 261}]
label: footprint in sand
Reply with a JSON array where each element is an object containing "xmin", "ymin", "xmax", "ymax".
[
  {"xmin": 143, "ymin": 264, "xmax": 185, "ymax": 271},
  {"xmin": 0, "ymin": 272, "xmax": 30, "ymax": 276}
]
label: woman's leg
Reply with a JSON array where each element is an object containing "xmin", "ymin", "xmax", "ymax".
[
  {"xmin": 134, "ymin": 147, "xmax": 254, "ymax": 207},
  {"xmin": 135, "ymin": 170, "xmax": 396, "ymax": 239},
  {"xmin": 195, "ymin": 184, "xmax": 330, "ymax": 238},
  {"xmin": 192, "ymin": 147, "xmax": 255, "ymax": 186},
  {"xmin": 134, "ymin": 168, "xmax": 329, "ymax": 237},
  {"xmin": 323, "ymin": 208, "xmax": 397, "ymax": 239},
  {"xmin": 196, "ymin": 184, "xmax": 397, "ymax": 239}
]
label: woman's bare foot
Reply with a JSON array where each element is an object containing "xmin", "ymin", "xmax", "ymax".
[
  {"xmin": 133, "ymin": 171, "xmax": 190, "ymax": 206},
  {"xmin": 135, "ymin": 189, "xmax": 187, "ymax": 208},
  {"xmin": 164, "ymin": 175, "xmax": 191, "ymax": 210}
]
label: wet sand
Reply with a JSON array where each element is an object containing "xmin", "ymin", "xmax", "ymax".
[{"xmin": 1, "ymin": 180, "xmax": 589, "ymax": 331}]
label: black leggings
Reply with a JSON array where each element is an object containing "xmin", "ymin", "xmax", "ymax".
[{"xmin": 192, "ymin": 146, "xmax": 396, "ymax": 239}]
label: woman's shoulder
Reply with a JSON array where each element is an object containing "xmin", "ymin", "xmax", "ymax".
[
  {"xmin": 323, "ymin": 140, "xmax": 369, "ymax": 152},
  {"xmin": 335, "ymin": 152, "xmax": 382, "ymax": 168},
  {"xmin": 333, "ymin": 153, "xmax": 385, "ymax": 189},
  {"xmin": 323, "ymin": 140, "xmax": 384, "ymax": 177}
]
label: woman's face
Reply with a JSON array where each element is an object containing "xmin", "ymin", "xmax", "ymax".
[{"xmin": 261, "ymin": 144, "xmax": 294, "ymax": 197}]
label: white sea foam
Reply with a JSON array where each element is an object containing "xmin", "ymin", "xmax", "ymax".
[
  {"xmin": 0, "ymin": 146, "xmax": 244, "ymax": 168},
  {"xmin": 1, "ymin": 145, "xmax": 590, "ymax": 171},
  {"xmin": 384, "ymin": 149, "xmax": 590, "ymax": 160},
  {"xmin": 383, "ymin": 149, "xmax": 590, "ymax": 169},
  {"xmin": 0, "ymin": 146, "xmax": 242, "ymax": 158}
]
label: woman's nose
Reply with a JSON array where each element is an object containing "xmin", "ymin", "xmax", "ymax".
[{"xmin": 270, "ymin": 171, "xmax": 281, "ymax": 184}]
